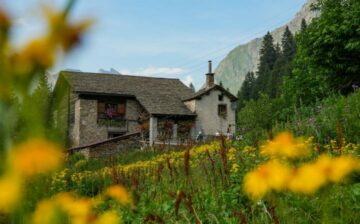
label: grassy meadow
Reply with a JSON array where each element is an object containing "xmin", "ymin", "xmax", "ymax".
[{"xmin": 1, "ymin": 0, "xmax": 360, "ymax": 223}]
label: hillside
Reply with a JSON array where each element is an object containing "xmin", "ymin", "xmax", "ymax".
[{"xmin": 215, "ymin": 0, "xmax": 319, "ymax": 94}]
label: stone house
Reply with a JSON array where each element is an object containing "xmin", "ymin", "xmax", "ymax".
[{"xmin": 53, "ymin": 61, "xmax": 237, "ymax": 148}]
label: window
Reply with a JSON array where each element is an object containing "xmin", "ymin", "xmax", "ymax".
[
  {"xmin": 218, "ymin": 94, "xmax": 224, "ymax": 101},
  {"xmin": 218, "ymin": 104, "xmax": 227, "ymax": 118},
  {"xmin": 98, "ymin": 101, "xmax": 126, "ymax": 119}
]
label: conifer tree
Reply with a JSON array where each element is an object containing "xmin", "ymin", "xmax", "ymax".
[
  {"xmin": 281, "ymin": 26, "xmax": 296, "ymax": 62},
  {"xmin": 300, "ymin": 18, "xmax": 307, "ymax": 33},
  {"xmin": 253, "ymin": 32, "xmax": 277, "ymax": 98},
  {"xmin": 237, "ymin": 72, "xmax": 255, "ymax": 109}
]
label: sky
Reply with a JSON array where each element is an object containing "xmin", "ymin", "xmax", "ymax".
[{"xmin": 4, "ymin": 0, "xmax": 307, "ymax": 89}]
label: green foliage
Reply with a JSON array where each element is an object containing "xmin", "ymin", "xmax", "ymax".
[
  {"xmin": 237, "ymin": 72, "xmax": 255, "ymax": 109},
  {"xmin": 274, "ymin": 90, "xmax": 360, "ymax": 143},
  {"xmin": 237, "ymin": 94, "xmax": 275, "ymax": 144},
  {"xmin": 40, "ymin": 137, "xmax": 360, "ymax": 223},
  {"xmin": 237, "ymin": 27, "xmax": 296, "ymax": 102},
  {"xmin": 285, "ymin": 0, "xmax": 360, "ymax": 105},
  {"xmin": 253, "ymin": 32, "xmax": 277, "ymax": 99}
]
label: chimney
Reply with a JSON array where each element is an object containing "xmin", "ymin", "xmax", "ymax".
[{"xmin": 206, "ymin": 60, "xmax": 214, "ymax": 88}]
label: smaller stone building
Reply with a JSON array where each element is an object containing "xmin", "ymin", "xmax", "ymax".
[{"xmin": 53, "ymin": 61, "xmax": 237, "ymax": 148}]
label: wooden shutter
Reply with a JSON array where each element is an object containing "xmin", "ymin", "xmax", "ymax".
[
  {"xmin": 118, "ymin": 103, "xmax": 126, "ymax": 114},
  {"xmin": 98, "ymin": 102, "xmax": 105, "ymax": 113}
]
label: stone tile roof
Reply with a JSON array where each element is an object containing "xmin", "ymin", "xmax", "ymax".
[
  {"xmin": 183, "ymin": 84, "xmax": 238, "ymax": 102},
  {"xmin": 60, "ymin": 71, "xmax": 196, "ymax": 116}
]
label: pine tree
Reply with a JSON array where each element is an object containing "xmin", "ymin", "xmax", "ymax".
[
  {"xmin": 31, "ymin": 73, "xmax": 53, "ymax": 128},
  {"xmin": 237, "ymin": 72, "xmax": 255, "ymax": 109},
  {"xmin": 253, "ymin": 32, "xmax": 277, "ymax": 98},
  {"xmin": 267, "ymin": 27, "xmax": 296, "ymax": 98},
  {"xmin": 300, "ymin": 18, "xmax": 307, "ymax": 33},
  {"xmin": 281, "ymin": 26, "xmax": 296, "ymax": 62}
]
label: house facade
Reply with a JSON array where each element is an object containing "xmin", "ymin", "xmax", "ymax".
[{"xmin": 53, "ymin": 61, "xmax": 237, "ymax": 148}]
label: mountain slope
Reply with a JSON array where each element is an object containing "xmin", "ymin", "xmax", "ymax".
[{"xmin": 215, "ymin": 0, "xmax": 319, "ymax": 94}]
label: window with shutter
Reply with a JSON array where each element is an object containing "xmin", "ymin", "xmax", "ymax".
[
  {"xmin": 98, "ymin": 102, "xmax": 105, "ymax": 113},
  {"xmin": 118, "ymin": 103, "xmax": 126, "ymax": 114}
]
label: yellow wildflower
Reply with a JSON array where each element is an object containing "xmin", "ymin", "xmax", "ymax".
[
  {"xmin": 32, "ymin": 200, "xmax": 59, "ymax": 224},
  {"xmin": 44, "ymin": 5, "xmax": 92, "ymax": 51},
  {"xmin": 316, "ymin": 155, "xmax": 360, "ymax": 183},
  {"xmin": 0, "ymin": 176, "xmax": 22, "ymax": 212},
  {"xmin": 33, "ymin": 193, "xmax": 92, "ymax": 224},
  {"xmin": 231, "ymin": 163, "xmax": 239, "ymax": 173},
  {"xmin": 13, "ymin": 38, "xmax": 55, "ymax": 74},
  {"xmin": 243, "ymin": 160, "xmax": 290, "ymax": 199},
  {"xmin": 228, "ymin": 154, "xmax": 236, "ymax": 161},
  {"xmin": 94, "ymin": 211, "xmax": 121, "ymax": 224},
  {"xmin": 244, "ymin": 146, "xmax": 256, "ymax": 152},
  {"xmin": 10, "ymin": 139, "xmax": 64, "ymax": 177},
  {"xmin": 105, "ymin": 185, "xmax": 131, "ymax": 205},
  {"xmin": 261, "ymin": 132, "xmax": 310, "ymax": 159},
  {"xmin": 288, "ymin": 163, "xmax": 327, "ymax": 194},
  {"xmin": 229, "ymin": 147, "xmax": 236, "ymax": 153},
  {"xmin": 0, "ymin": 8, "xmax": 11, "ymax": 35},
  {"xmin": 58, "ymin": 195, "xmax": 92, "ymax": 224}
]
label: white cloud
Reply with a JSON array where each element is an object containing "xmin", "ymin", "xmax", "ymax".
[
  {"xmin": 140, "ymin": 67, "xmax": 185, "ymax": 76},
  {"xmin": 119, "ymin": 67, "xmax": 186, "ymax": 77},
  {"xmin": 180, "ymin": 75, "xmax": 194, "ymax": 87}
]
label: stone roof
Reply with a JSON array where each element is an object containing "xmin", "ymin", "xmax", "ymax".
[
  {"xmin": 183, "ymin": 84, "xmax": 237, "ymax": 102},
  {"xmin": 59, "ymin": 71, "xmax": 196, "ymax": 116}
]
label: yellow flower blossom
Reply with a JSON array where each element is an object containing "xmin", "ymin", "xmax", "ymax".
[
  {"xmin": 316, "ymin": 155, "xmax": 360, "ymax": 183},
  {"xmin": 94, "ymin": 211, "xmax": 121, "ymax": 224},
  {"xmin": 56, "ymin": 193, "xmax": 92, "ymax": 224},
  {"xmin": 10, "ymin": 139, "xmax": 64, "ymax": 177},
  {"xmin": 0, "ymin": 8, "xmax": 11, "ymax": 35},
  {"xmin": 13, "ymin": 38, "xmax": 55, "ymax": 75},
  {"xmin": 32, "ymin": 193, "xmax": 93, "ymax": 224},
  {"xmin": 105, "ymin": 185, "xmax": 131, "ymax": 205},
  {"xmin": 261, "ymin": 132, "xmax": 310, "ymax": 159},
  {"xmin": 229, "ymin": 147, "xmax": 236, "ymax": 154},
  {"xmin": 288, "ymin": 163, "xmax": 327, "ymax": 195},
  {"xmin": 231, "ymin": 163, "xmax": 239, "ymax": 173},
  {"xmin": 44, "ymin": 5, "xmax": 92, "ymax": 51},
  {"xmin": 244, "ymin": 146, "xmax": 257, "ymax": 152},
  {"xmin": 32, "ymin": 200, "xmax": 59, "ymax": 224},
  {"xmin": 243, "ymin": 160, "xmax": 290, "ymax": 199},
  {"xmin": 0, "ymin": 176, "xmax": 22, "ymax": 212}
]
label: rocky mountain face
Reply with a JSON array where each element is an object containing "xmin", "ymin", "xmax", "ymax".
[{"xmin": 215, "ymin": 0, "xmax": 319, "ymax": 94}]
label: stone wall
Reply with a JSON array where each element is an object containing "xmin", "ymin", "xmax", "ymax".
[
  {"xmin": 125, "ymin": 99, "xmax": 143, "ymax": 133},
  {"xmin": 78, "ymin": 99, "xmax": 108, "ymax": 146},
  {"xmin": 68, "ymin": 132, "xmax": 141, "ymax": 159},
  {"xmin": 70, "ymin": 95, "xmax": 144, "ymax": 147},
  {"xmin": 68, "ymin": 92, "xmax": 78, "ymax": 146}
]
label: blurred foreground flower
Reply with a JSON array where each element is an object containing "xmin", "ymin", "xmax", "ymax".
[
  {"xmin": 0, "ymin": 176, "xmax": 22, "ymax": 212},
  {"xmin": 44, "ymin": 5, "xmax": 92, "ymax": 51},
  {"xmin": 105, "ymin": 185, "xmax": 132, "ymax": 205},
  {"xmin": 9, "ymin": 139, "xmax": 64, "ymax": 177},
  {"xmin": 33, "ymin": 192, "xmax": 121, "ymax": 224},
  {"xmin": 244, "ymin": 152, "xmax": 360, "ymax": 198},
  {"xmin": 261, "ymin": 132, "xmax": 310, "ymax": 159},
  {"xmin": 94, "ymin": 211, "xmax": 121, "ymax": 224},
  {"xmin": 243, "ymin": 160, "xmax": 290, "ymax": 199}
]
